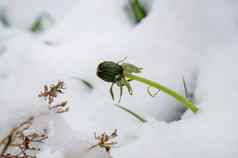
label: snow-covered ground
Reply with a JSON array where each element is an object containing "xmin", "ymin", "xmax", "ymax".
[{"xmin": 0, "ymin": 0, "xmax": 238, "ymax": 158}]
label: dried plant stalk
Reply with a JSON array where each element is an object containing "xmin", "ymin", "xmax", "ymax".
[{"xmin": 0, "ymin": 117, "xmax": 48, "ymax": 158}]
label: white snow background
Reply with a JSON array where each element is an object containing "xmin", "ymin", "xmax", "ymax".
[{"xmin": 0, "ymin": 0, "xmax": 238, "ymax": 158}]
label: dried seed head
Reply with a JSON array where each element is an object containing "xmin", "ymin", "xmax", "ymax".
[
  {"xmin": 97, "ymin": 61, "xmax": 123, "ymax": 83},
  {"xmin": 89, "ymin": 129, "xmax": 118, "ymax": 153}
]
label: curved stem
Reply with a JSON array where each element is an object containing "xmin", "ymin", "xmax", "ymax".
[{"xmin": 126, "ymin": 74, "xmax": 199, "ymax": 113}]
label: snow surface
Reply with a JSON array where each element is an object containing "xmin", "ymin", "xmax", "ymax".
[{"xmin": 0, "ymin": 0, "xmax": 238, "ymax": 158}]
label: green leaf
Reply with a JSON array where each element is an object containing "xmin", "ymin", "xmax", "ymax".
[
  {"xmin": 30, "ymin": 13, "xmax": 54, "ymax": 33},
  {"xmin": 0, "ymin": 9, "xmax": 10, "ymax": 27},
  {"xmin": 114, "ymin": 104, "xmax": 147, "ymax": 123},
  {"xmin": 72, "ymin": 77, "xmax": 94, "ymax": 91},
  {"xmin": 130, "ymin": 0, "xmax": 147, "ymax": 23}
]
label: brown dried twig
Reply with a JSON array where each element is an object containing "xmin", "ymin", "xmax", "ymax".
[
  {"xmin": 0, "ymin": 117, "xmax": 48, "ymax": 158},
  {"xmin": 0, "ymin": 81, "xmax": 69, "ymax": 158},
  {"xmin": 89, "ymin": 129, "xmax": 118, "ymax": 153}
]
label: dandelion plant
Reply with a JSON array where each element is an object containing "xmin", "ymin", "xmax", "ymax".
[{"xmin": 96, "ymin": 60, "xmax": 199, "ymax": 113}]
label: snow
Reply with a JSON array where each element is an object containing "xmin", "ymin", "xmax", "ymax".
[
  {"xmin": 0, "ymin": 0, "xmax": 79, "ymax": 29},
  {"xmin": 0, "ymin": 0, "xmax": 238, "ymax": 158}
]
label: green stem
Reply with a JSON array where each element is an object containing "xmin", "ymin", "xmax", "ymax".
[{"xmin": 126, "ymin": 74, "xmax": 199, "ymax": 113}]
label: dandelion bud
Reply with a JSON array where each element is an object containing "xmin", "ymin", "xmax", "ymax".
[{"xmin": 97, "ymin": 61, "xmax": 123, "ymax": 83}]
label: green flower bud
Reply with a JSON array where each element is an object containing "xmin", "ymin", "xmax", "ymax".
[{"xmin": 97, "ymin": 61, "xmax": 124, "ymax": 83}]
